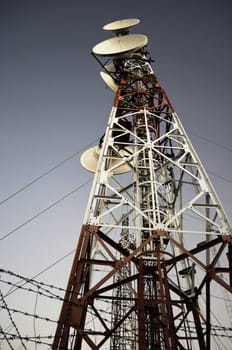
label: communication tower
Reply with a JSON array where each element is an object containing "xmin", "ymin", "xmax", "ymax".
[{"xmin": 52, "ymin": 19, "xmax": 232, "ymax": 349}]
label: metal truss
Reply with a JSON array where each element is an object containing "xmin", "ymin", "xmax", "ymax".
[{"xmin": 53, "ymin": 49, "xmax": 232, "ymax": 350}]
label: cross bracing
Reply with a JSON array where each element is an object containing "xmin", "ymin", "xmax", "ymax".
[{"xmin": 52, "ymin": 19, "xmax": 232, "ymax": 350}]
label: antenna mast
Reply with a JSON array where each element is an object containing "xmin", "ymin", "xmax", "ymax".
[{"xmin": 52, "ymin": 18, "xmax": 232, "ymax": 349}]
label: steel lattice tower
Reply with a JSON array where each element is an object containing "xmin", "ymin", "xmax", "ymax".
[{"xmin": 52, "ymin": 19, "xmax": 232, "ymax": 350}]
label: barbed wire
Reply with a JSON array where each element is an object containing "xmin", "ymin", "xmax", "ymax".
[
  {"xmin": 1, "ymin": 304, "xmax": 58, "ymax": 325},
  {"xmin": 1, "ymin": 291, "xmax": 232, "ymax": 336},
  {"xmin": 0, "ymin": 268, "xmax": 66, "ymax": 293},
  {"xmin": 0, "ymin": 277, "xmax": 65, "ymax": 303},
  {"xmin": 2, "ymin": 249, "xmax": 76, "ymax": 299},
  {"xmin": 0, "ymin": 290, "xmax": 28, "ymax": 350},
  {"xmin": 0, "ymin": 326, "xmax": 15, "ymax": 350},
  {"xmin": 0, "ymin": 332, "xmax": 54, "ymax": 347},
  {"xmin": 1, "ymin": 268, "xmax": 232, "ymax": 349}
]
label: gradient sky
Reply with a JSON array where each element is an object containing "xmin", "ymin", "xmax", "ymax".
[{"xmin": 0, "ymin": 1, "xmax": 232, "ymax": 349}]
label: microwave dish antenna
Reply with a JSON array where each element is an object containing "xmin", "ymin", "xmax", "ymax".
[
  {"xmin": 103, "ymin": 18, "xmax": 140, "ymax": 35},
  {"xmin": 92, "ymin": 34, "xmax": 148, "ymax": 57},
  {"xmin": 80, "ymin": 145, "xmax": 132, "ymax": 174},
  {"xmin": 100, "ymin": 71, "xmax": 118, "ymax": 92}
]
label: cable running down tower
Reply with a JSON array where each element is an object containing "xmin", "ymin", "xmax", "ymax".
[{"xmin": 52, "ymin": 18, "xmax": 232, "ymax": 350}]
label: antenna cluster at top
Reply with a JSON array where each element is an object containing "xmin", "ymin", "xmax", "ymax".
[{"xmin": 92, "ymin": 18, "xmax": 148, "ymax": 58}]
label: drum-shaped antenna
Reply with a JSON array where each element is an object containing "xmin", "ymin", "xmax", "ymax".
[
  {"xmin": 100, "ymin": 71, "xmax": 118, "ymax": 92},
  {"xmin": 103, "ymin": 18, "xmax": 140, "ymax": 35},
  {"xmin": 80, "ymin": 145, "xmax": 132, "ymax": 174},
  {"xmin": 92, "ymin": 34, "xmax": 148, "ymax": 58}
]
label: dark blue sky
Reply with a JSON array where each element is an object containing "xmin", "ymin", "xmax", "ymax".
[{"xmin": 0, "ymin": 1, "xmax": 232, "ymax": 348}]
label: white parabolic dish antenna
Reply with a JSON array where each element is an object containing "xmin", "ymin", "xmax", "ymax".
[
  {"xmin": 103, "ymin": 18, "xmax": 140, "ymax": 34},
  {"xmin": 100, "ymin": 71, "xmax": 118, "ymax": 92},
  {"xmin": 80, "ymin": 146, "xmax": 132, "ymax": 174},
  {"xmin": 92, "ymin": 34, "xmax": 148, "ymax": 57}
]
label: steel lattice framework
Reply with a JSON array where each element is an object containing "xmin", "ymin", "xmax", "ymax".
[{"xmin": 52, "ymin": 20, "xmax": 232, "ymax": 350}]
